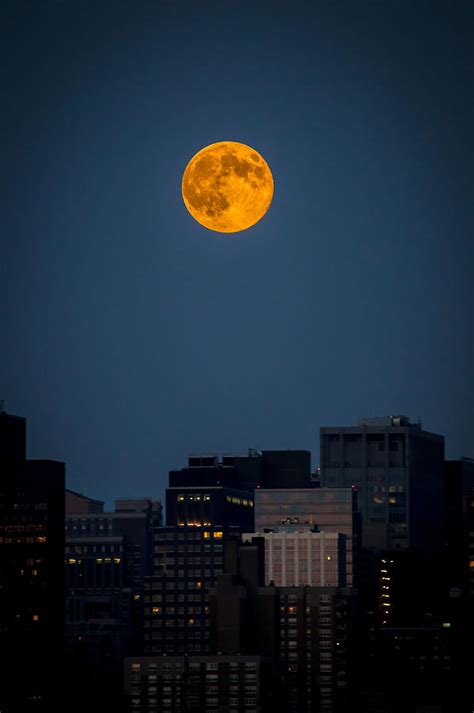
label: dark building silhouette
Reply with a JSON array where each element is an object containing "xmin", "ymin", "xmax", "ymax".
[
  {"xmin": 319, "ymin": 416, "xmax": 445, "ymax": 552},
  {"xmin": 64, "ymin": 493, "xmax": 162, "ymax": 711},
  {"xmin": 0, "ymin": 410, "xmax": 65, "ymax": 713},
  {"xmin": 443, "ymin": 458, "xmax": 474, "ymax": 598},
  {"xmin": 168, "ymin": 450, "xmax": 312, "ymax": 501},
  {"xmin": 166, "ymin": 486, "xmax": 255, "ymax": 530}
]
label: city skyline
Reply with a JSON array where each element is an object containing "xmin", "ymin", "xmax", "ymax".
[{"xmin": 2, "ymin": 407, "xmax": 472, "ymax": 712}]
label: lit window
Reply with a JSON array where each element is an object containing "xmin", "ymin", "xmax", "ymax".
[
  {"xmin": 32, "ymin": 615, "xmax": 39, "ymax": 622},
  {"xmin": 213, "ymin": 532, "xmax": 223, "ymax": 539},
  {"xmin": 152, "ymin": 607, "xmax": 161, "ymax": 614},
  {"xmin": 204, "ymin": 532, "xmax": 211, "ymax": 539}
]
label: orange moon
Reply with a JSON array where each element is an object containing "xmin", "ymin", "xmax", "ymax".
[{"xmin": 181, "ymin": 141, "xmax": 274, "ymax": 233}]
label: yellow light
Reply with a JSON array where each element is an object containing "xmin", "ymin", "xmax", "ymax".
[
  {"xmin": 68, "ymin": 558, "xmax": 77, "ymax": 564},
  {"xmin": 213, "ymin": 532, "xmax": 223, "ymax": 539},
  {"xmin": 152, "ymin": 607, "xmax": 161, "ymax": 614},
  {"xmin": 196, "ymin": 581, "xmax": 202, "ymax": 589},
  {"xmin": 32, "ymin": 614, "xmax": 39, "ymax": 622},
  {"xmin": 134, "ymin": 594, "xmax": 141, "ymax": 600},
  {"xmin": 114, "ymin": 558, "xmax": 121, "ymax": 564},
  {"xmin": 325, "ymin": 555, "xmax": 332, "ymax": 561},
  {"xmin": 204, "ymin": 532, "xmax": 211, "ymax": 539}
]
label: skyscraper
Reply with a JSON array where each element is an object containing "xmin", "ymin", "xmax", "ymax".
[
  {"xmin": 0, "ymin": 410, "xmax": 65, "ymax": 712},
  {"xmin": 319, "ymin": 416, "xmax": 445, "ymax": 551}
]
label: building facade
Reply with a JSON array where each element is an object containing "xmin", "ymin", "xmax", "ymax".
[
  {"xmin": 124, "ymin": 655, "xmax": 266, "ymax": 713},
  {"xmin": 319, "ymin": 416, "xmax": 445, "ymax": 551},
  {"xmin": 243, "ymin": 530, "xmax": 348, "ymax": 587},
  {"xmin": 144, "ymin": 525, "xmax": 241, "ymax": 655},
  {"xmin": 254, "ymin": 488, "xmax": 357, "ymax": 586}
]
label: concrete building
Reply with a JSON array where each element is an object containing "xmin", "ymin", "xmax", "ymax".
[
  {"xmin": 319, "ymin": 416, "xmax": 445, "ymax": 551},
  {"xmin": 124, "ymin": 655, "xmax": 266, "ymax": 713},
  {"xmin": 243, "ymin": 530, "xmax": 348, "ymax": 587},
  {"xmin": 144, "ymin": 525, "xmax": 241, "ymax": 655},
  {"xmin": 254, "ymin": 487, "xmax": 357, "ymax": 586}
]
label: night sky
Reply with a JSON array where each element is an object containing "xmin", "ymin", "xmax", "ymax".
[{"xmin": 2, "ymin": 0, "xmax": 472, "ymax": 508}]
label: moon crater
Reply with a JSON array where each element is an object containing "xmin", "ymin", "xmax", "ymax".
[{"xmin": 182, "ymin": 141, "xmax": 274, "ymax": 232}]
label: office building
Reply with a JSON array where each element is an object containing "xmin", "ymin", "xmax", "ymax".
[
  {"xmin": 254, "ymin": 487, "xmax": 357, "ymax": 586},
  {"xmin": 0, "ymin": 410, "xmax": 65, "ymax": 712},
  {"xmin": 168, "ymin": 449, "xmax": 312, "ymax": 505},
  {"xmin": 144, "ymin": 525, "xmax": 240, "ymax": 654},
  {"xmin": 243, "ymin": 530, "xmax": 348, "ymax": 587},
  {"xmin": 319, "ymin": 416, "xmax": 445, "ymax": 551}
]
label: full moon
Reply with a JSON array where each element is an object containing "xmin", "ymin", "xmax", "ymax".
[{"xmin": 181, "ymin": 141, "xmax": 274, "ymax": 233}]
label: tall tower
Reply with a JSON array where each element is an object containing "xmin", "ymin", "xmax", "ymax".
[{"xmin": 319, "ymin": 416, "xmax": 444, "ymax": 552}]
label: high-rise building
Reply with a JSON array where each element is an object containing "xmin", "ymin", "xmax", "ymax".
[
  {"xmin": 124, "ymin": 655, "xmax": 267, "ymax": 713},
  {"xmin": 0, "ymin": 410, "xmax": 65, "ymax": 712},
  {"xmin": 319, "ymin": 416, "xmax": 445, "ymax": 551},
  {"xmin": 144, "ymin": 525, "xmax": 240, "ymax": 655},
  {"xmin": 171, "ymin": 451, "xmax": 312, "ymax": 490},
  {"xmin": 166, "ymin": 485, "xmax": 255, "ymax": 530},
  {"xmin": 243, "ymin": 530, "xmax": 348, "ymax": 587},
  {"xmin": 64, "ymin": 494, "xmax": 162, "ymax": 711},
  {"xmin": 208, "ymin": 536, "xmax": 359, "ymax": 713},
  {"xmin": 254, "ymin": 487, "xmax": 357, "ymax": 586}
]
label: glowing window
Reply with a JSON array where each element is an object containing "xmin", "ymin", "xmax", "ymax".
[{"xmin": 213, "ymin": 532, "xmax": 223, "ymax": 539}]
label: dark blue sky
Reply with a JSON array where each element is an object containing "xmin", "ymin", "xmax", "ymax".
[{"xmin": 2, "ymin": 0, "xmax": 472, "ymax": 507}]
